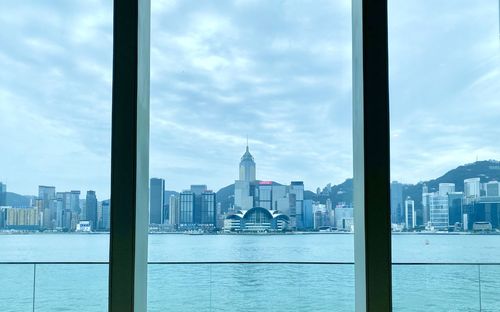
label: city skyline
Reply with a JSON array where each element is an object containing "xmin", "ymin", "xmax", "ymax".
[
  {"xmin": 2, "ymin": 157, "xmax": 500, "ymax": 199},
  {"xmin": 2, "ymin": 158, "xmax": 500, "ymax": 233},
  {"xmin": 0, "ymin": 0, "xmax": 499, "ymax": 198}
]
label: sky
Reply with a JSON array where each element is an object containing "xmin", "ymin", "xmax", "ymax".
[{"xmin": 0, "ymin": 0, "xmax": 498, "ymax": 199}]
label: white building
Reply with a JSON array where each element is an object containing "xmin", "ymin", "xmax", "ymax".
[
  {"xmin": 334, "ymin": 205, "xmax": 354, "ymax": 231},
  {"xmin": 464, "ymin": 178, "xmax": 481, "ymax": 203},
  {"xmin": 76, "ymin": 221, "xmax": 91, "ymax": 232},
  {"xmin": 404, "ymin": 197, "xmax": 416, "ymax": 229},
  {"xmin": 429, "ymin": 194, "xmax": 449, "ymax": 230},
  {"xmin": 439, "ymin": 183, "xmax": 455, "ymax": 196}
]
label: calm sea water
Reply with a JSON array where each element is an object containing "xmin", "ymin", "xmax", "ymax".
[{"xmin": 1, "ymin": 234, "xmax": 499, "ymax": 311}]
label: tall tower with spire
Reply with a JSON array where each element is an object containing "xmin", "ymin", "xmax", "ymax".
[
  {"xmin": 239, "ymin": 142, "xmax": 256, "ymax": 182},
  {"xmin": 234, "ymin": 140, "xmax": 257, "ymax": 210}
]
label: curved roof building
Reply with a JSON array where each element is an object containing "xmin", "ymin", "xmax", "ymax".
[{"xmin": 224, "ymin": 207, "xmax": 289, "ymax": 232}]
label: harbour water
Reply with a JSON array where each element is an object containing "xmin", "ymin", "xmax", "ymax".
[{"xmin": 1, "ymin": 233, "xmax": 499, "ymax": 311}]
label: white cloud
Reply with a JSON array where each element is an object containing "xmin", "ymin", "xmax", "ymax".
[{"xmin": 0, "ymin": 0, "xmax": 498, "ymax": 198}]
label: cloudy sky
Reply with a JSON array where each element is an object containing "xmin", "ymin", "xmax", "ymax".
[{"xmin": 0, "ymin": 0, "xmax": 498, "ymax": 199}]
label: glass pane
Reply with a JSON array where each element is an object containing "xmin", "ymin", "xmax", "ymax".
[
  {"xmin": 35, "ymin": 264, "xmax": 108, "ymax": 312},
  {"xmin": 389, "ymin": 0, "xmax": 500, "ymax": 310},
  {"xmin": 393, "ymin": 265, "xmax": 480, "ymax": 311},
  {"xmin": 0, "ymin": 0, "xmax": 112, "ymax": 309},
  {"xmin": 479, "ymin": 265, "xmax": 500, "ymax": 311},
  {"xmin": 148, "ymin": 264, "xmax": 354, "ymax": 312},
  {"xmin": 149, "ymin": 0, "xmax": 354, "ymax": 310},
  {"xmin": 0, "ymin": 264, "xmax": 34, "ymax": 312}
]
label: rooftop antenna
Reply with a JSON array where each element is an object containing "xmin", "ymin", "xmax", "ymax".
[{"xmin": 246, "ymin": 135, "xmax": 249, "ymax": 151}]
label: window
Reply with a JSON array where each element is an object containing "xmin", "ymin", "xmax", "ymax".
[
  {"xmin": 389, "ymin": 0, "xmax": 500, "ymax": 310},
  {"xmin": 0, "ymin": 1, "xmax": 112, "ymax": 311},
  {"xmin": 148, "ymin": 1, "xmax": 354, "ymax": 311}
]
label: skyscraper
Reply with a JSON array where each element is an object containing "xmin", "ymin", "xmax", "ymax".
[
  {"xmin": 0, "ymin": 182, "xmax": 6, "ymax": 206},
  {"xmin": 70, "ymin": 190, "xmax": 81, "ymax": 214},
  {"xmin": 404, "ymin": 197, "xmax": 416, "ymax": 229},
  {"xmin": 239, "ymin": 144, "xmax": 256, "ymax": 182},
  {"xmin": 391, "ymin": 181, "xmax": 404, "ymax": 224},
  {"xmin": 169, "ymin": 195, "xmax": 179, "ymax": 227},
  {"xmin": 429, "ymin": 193, "xmax": 449, "ymax": 230},
  {"xmin": 85, "ymin": 191, "xmax": 98, "ymax": 230},
  {"xmin": 290, "ymin": 181, "xmax": 304, "ymax": 228},
  {"xmin": 464, "ymin": 178, "xmax": 481, "ymax": 203},
  {"xmin": 200, "ymin": 191, "xmax": 216, "ymax": 226},
  {"xmin": 190, "ymin": 185, "xmax": 207, "ymax": 225},
  {"xmin": 303, "ymin": 199, "xmax": 314, "ymax": 229},
  {"xmin": 256, "ymin": 182, "xmax": 272, "ymax": 210},
  {"xmin": 39, "ymin": 185, "xmax": 56, "ymax": 229},
  {"xmin": 101, "ymin": 200, "xmax": 110, "ymax": 231},
  {"xmin": 448, "ymin": 192, "xmax": 464, "ymax": 227},
  {"xmin": 149, "ymin": 178, "xmax": 165, "ymax": 225},
  {"xmin": 38, "ymin": 186, "xmax": 56, "ymax": 209},
  {"xmin": 179, "ymin": 191, "xmax": 194, "ymax": 226},
  {"xmin": 422, "ymin": 184, "xmax": 431, "ymax": 225},
  {"xmin": 234, "ymin": 144, "xmax": 257, "ymax": 210}
]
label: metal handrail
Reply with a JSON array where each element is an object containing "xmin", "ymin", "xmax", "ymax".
[{"xmin": 2, "ymin": 261, "xmax": 500, "ymax": 265}]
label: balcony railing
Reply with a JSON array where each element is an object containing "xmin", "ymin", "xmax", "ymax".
[{"xmin": 0, "ymin": 262, "xmax": 498, "ymax": 312}]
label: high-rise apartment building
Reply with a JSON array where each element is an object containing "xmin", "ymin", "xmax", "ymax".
[
  {"xmin": 149, "ymin": 178, "xmax": 165, "ymax": 224},
  {"xmin": 85, "ymin": 191, "xmax": 98, "ymax": 230},
  {"xmin": 4, "ymin": 207, "xmax": 39, "ymax": 230}
]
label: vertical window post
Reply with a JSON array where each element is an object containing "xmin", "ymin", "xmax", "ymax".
[
  {"xmin": 352, "ymin": 0, "xmax": 392, "ymax": 311},
  {"xmin": 109, "ymin": 0, "xmax": 150, "ymax": 311}
]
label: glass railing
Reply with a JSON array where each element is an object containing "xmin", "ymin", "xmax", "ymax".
[
  {"xmin": 392, "ymin": 263, "xmax": 500, "ymax": 312},
  {"xmin": 1, "ymin": 262, "xmax": 499, "ymax": 312},
  {"xmin": 148, "ymin": 262, "xmax": 354, "ymax": 312},
  {"xmin": 0, "ymin": 262, "xmax": 109, "ymax": 312}
]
